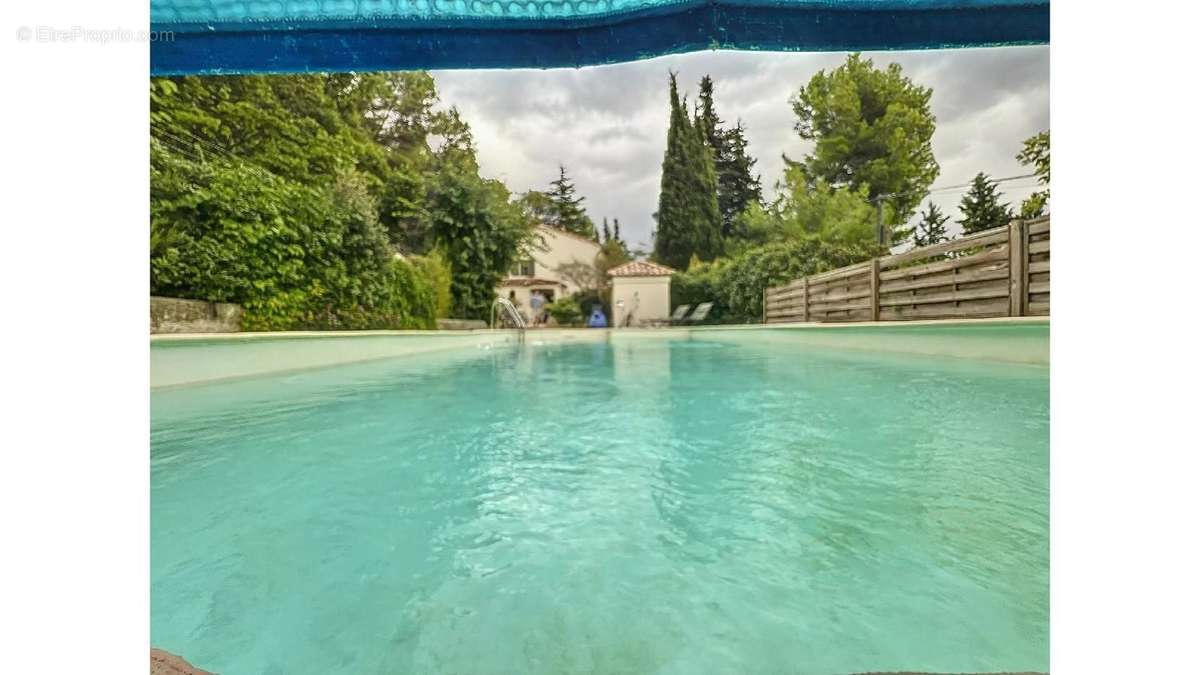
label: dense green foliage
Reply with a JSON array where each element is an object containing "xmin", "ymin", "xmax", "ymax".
[
  {"xmin": 736, "ymin": 170, "xmax": 884, "ymax": 253},
  {"xmin": 654, "ymin": 73, "xmax": 723, "ymax": 269},
  {"xmin": 912, "ymin": 202, "xmax": 951, "ymax": 248},
  {"xmin": 1017, "ymin": 130, "xmax": 1050, "ymax": 218},
  {"xmin": 789, "ymin": 53, "xmax": 939, "ymax": 236},
  {"xmin": 958, "ymin": 172, "xmax": 1013, "ymax": 234},
  {"xmin": 426, "ymin": 164, "xmax": 529, "ymax": 319},
  {"xmin": 409, "ymin": 249, "xmax": 454, "ymax": 320},
  {"xmin": 545, "ymin": 297, "xmax": 583, "ymax": 326},
  {"xmin": 151, "ymin": 59, "xmax": 1043, "ymax": 330},
  {"xmin": 671, "ymin": 237, "xmax": 882, "ymax": 323},
  {"xmin": 695, "ymin": 76, "xmax": 763, "ymax": 238},
  {"xmin": 150, "ymin": 72, "xmax": 531, "ymax": 326}
]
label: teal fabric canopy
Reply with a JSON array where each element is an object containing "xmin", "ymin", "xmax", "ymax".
[{"xmin": 150, "ymin": 0, "xmax": 1050, "ymax": 75}]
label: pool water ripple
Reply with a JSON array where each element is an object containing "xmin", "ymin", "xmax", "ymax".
[{"xmin": 152, "ymin": 337, "xmax": 1048, "ymax": 674}]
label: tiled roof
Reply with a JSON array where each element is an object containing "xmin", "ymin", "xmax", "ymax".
[{"xmin": 607, "ymin": 260, "xmax": 677, "ymax": 277}]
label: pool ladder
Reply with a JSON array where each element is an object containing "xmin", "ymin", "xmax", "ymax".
[{"xmin": 491, "ymin": 297, "xmax": 527, "ymax": 342}]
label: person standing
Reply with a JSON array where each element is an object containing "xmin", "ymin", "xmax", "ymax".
[{"xmin": 529, "ymin": 291, "xmax": 545, "ymax": 326}]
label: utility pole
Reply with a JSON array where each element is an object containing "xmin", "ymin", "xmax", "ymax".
[{"xmin": 875, "ymin": 197, "xmax": 886, "ymax": 246}]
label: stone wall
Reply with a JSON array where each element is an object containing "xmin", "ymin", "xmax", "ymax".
[
  {"xmin": 150, "ymin": 296, "xmax": 242, "ymax": 334},
  {"xmin": 436, "ymin": 318, "xmax": 488, "ymax": 330}
]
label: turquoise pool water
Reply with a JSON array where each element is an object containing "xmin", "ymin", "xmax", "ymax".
[{"xmin": 151, "ymin": 334, "xmax": 1049, "ymax": 674}]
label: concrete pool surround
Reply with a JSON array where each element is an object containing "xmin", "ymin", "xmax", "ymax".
[{"xmin": 151, "ymin": 317, "xmax": 1049, "ymax": 389}]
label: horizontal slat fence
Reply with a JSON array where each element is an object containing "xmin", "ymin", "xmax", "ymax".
[{"xmin": 764, "ymin": 216, "xmax": 1049, "ymax": 323}]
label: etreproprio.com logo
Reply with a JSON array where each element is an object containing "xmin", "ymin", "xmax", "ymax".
[{"xmin": 16, "ymin": 25, "xmax": 174, "ymax": 44}]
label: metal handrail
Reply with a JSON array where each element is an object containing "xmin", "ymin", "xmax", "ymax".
[{"xmin": 491, "ymin": 297, "xmax": 527, "ymax": 334}]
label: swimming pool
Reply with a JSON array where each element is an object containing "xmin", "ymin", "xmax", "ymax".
[{"xmin": 151, "ymin": 323, "xmax": 1049, "ymax": 674}]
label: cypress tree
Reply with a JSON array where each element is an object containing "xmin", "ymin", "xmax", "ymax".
[
  {"xmin": 694, "ymin": 76, "xmax": 763, "ymax": 238},
  {"xmin": 654, "ymin": 73, "xmax": 722, "ymax": 269},
  {"xmin": 958, "ymin": 172, "xmax": 1013, "ymax": 234},
  {"xmin": 548, "ymin": 164, "xmax": 596, "ymax": 239},
  {"xmin": 602, "ymin": 217, "xmax": 611, "ymax": 242},
  {"xmin": 718, "ymin": 121, "xmax": 763, "ymax": 237}
]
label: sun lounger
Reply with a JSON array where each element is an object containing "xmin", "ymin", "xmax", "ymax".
[{"xmin": 683, "ymin": 301, "xmax": 713, "ymax": 324}]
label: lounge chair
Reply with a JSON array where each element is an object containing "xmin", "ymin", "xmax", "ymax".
[
  {"xmin": 667, "ymin": 304, "xmax": 692, "ymax": 325},
  {"xmin": 643, "ymin": 304, "xmax": 690, "ymax": 328},
  {"xmin": 683, "ymin": 301, "xmax": 714, "ymax": 324}
]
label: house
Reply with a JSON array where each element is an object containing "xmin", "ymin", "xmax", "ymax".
[
  {"xmin": 607, "ymin": 260, "xmax": 676, "ymax": 328},
  {"xmin": 498, "ymin": 224, "xmax": 602, "ymax": 319}
]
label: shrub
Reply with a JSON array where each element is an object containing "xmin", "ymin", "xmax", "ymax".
[
  {"xmin": 669, "ymin": 236, "xmax": 883, "ymax": 323},
  {"xmin": 150, "ymin": 145, "xmax": 442, "ymax": 331},
  {"xmin": 546, "ymin": 298, "xmax": 583, "ymax": 326},
  {"xmin": 671, "ymin": 258, "xmax": 728, "ymax": 322},
  {"xmin": 409, "ymin": 249, "xmax": 453, "ymax": 319}
]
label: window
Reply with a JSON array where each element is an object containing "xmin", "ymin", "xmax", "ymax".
[{"xmin": 512, "ymin": 259, "xmax": 535, "ymax": 277}]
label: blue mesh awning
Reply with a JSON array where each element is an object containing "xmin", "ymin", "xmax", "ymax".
[{"xmin": 150, "ymin": 0, "xmax": 1049, "ymax": 75}]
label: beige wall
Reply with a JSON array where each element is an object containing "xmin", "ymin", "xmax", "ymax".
[
  {"xmin": 611, "ymin": 276, "xmax": 671, "ymax": 328},
  {"xmin": 526, "ymin": 225, "xmax": 602, "ymax": 295}
]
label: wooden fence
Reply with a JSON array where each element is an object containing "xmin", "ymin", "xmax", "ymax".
[{"xmin": 763, "ymin": 216, "xmax": 1050, "ymax": 323}]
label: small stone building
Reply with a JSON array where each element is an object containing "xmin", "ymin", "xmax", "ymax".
[{"xmin": 607, "ymin": 260, "xmax": 676, "ymax": 328}]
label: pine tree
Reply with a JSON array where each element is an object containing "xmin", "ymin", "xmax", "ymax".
[
  {"xmin": 912, "ymin": 202, "xmax": 950, "ymax": 248},
  {"xmin": 718, "ymin": 121, "xmax": 763, "ymax": 237},
  {"xmin": 654, "ymin": 73, "xmax": 723, "ymax": 269},
  {"xmin": 791, "ymin": 54, "xmax": 939, "ymax": 232},
  {"xmin": 548, "ymin": 164, "xmax": 596, "ymax": 239},
  {"xmin": 958, "ymin": 172, "xmax": 1013, "ymax": 234},
  {"xmin": 694, "ymin": 76, "xmax": 762, "ymax": 238}
]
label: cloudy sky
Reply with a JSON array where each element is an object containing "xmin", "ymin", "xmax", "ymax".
[{"xmin": 432, "ymin": 46, "xmax": 1048, "ymax": 252}]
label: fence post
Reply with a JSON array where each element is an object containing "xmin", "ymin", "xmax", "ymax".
[
  {"xmin": 801, "ymin": 277, "xmax": 809, "ymax": 322},
  {"xmin": 869, "ymin": 258, "xmax": 881, "ymax": 322},
  {"xmin": 1008, "ymin": 219, "xmax": 1027, "ymax": 317}
]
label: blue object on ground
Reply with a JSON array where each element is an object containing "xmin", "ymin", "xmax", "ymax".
[
  {"xmin": 150, "ymin": 1, "xmax": 1050, "ymax": 75},
  {"xmin": 588, "ymin": 309, "xmax": 608, "ymax": 328}
]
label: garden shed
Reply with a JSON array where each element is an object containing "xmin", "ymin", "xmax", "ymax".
[{"xmin": 608, "ymin": 261, "xmax": 676, "ymax": 328}]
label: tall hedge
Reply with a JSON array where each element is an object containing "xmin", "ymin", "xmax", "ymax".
[
  {"xmin": 671, "ymin": 237, "xmax": 882, "ymax": 323},
  {"xmin": 150, "ymin": 142, "xmax": 441, "ymax": 331}
]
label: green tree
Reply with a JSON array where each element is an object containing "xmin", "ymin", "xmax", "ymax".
[
  {"xmin": 1017, "ymin": 130, "xmax": 1050, "ymax": 218},
  {"xmin": 912, "ymin": 202, "xmax": 950, "ymax": 248},
  {"xmin": 547, "ymin": 165, "xmax": 596, "ymax": 239},
  {"xmin": 717, "ymin": 121, "xmax": 763, "ymax": 237},
  {"xmin": 427, "ymin": 165, "xmax": 532, "ymax": 320},
  {"xmin": 611, "ymin": 218, "xmax": 632, "ymax": 258},
  {"xmin": 694, "ymin": 76, "xmax": 763, "ymax": 239},
  {"xmin": 518, "ymin": 190, "xmax": 556, "ymax": 225},
  {"xmin": 790, "ymin": 53, "xmax": 939, "ymax": 234},
  {"xmin": 734, "ymin": 166, "xmax": 884, "ymax": 253},
  {"xmin": 958, "ymin": 172, "xmax": 1013, "ymax": 234},
  {"xmin": 150, "ymin": 71, "xmax": 529, "ymax": 326},
  {"xmin": 654, "ymin": 73, "xmax": 723, "ymax": 269}
]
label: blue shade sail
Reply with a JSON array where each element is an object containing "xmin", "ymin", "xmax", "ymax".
[{"xmin": 149, "ymin": 1, "xmax": 1050, "ymax": 75}]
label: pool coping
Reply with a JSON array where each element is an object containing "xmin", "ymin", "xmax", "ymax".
[
  {"xmin": 150, "ymin": 316, "xmax": 1049, "ymax": 342},
  {"xmin": 150, "ymin": 317, "xmax": 1049, "ymax": 389}
]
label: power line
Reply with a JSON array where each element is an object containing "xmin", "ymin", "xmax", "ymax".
[{"xmin": 875, "ymin": 173, "xmax": 1040, "ymax": 202}]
